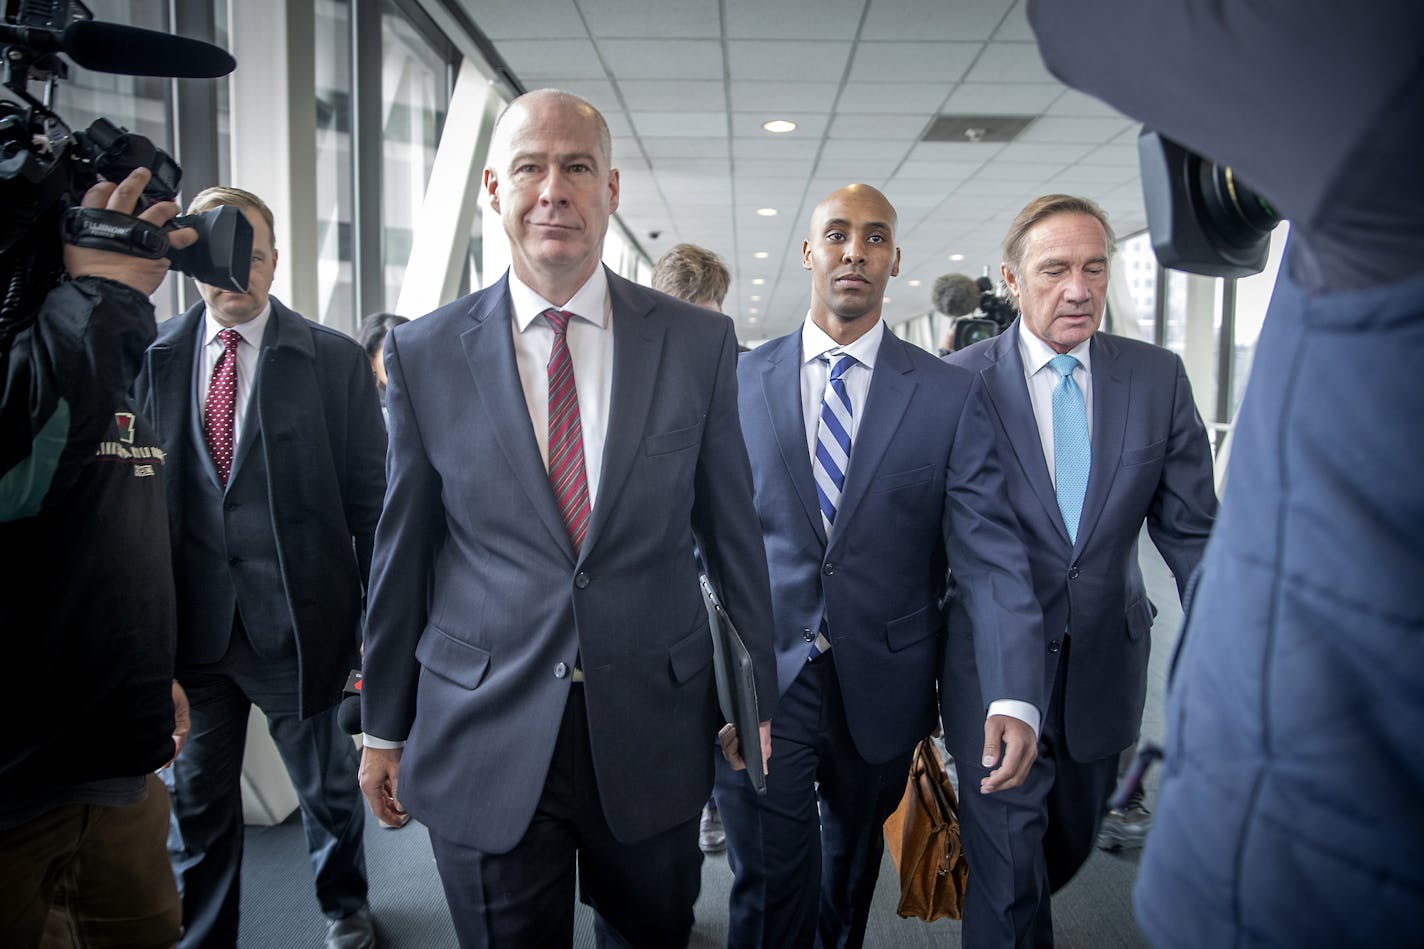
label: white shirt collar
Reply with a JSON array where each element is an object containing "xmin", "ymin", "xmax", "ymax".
[
  {"xmin": 203, "ymin": 301, "xmax": 272, "ymax": 349},
  {"xmin": 508, "ymin": 267, "xmax": 610, "ymax": 332},
  {"xmin": 1017, "ymin": 321, "xmax": 1092, "ymax": 377},
  {"xmin": 800, "ymin": 315, "xmax": 884, "ymax": 369}
]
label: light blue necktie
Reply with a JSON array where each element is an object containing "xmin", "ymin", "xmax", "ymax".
[
  {"xmin": 1050, "ymin": 353, "xmax": 1089, "ymax": 543},
  {"xmin": 810, "ymin": 351, "xmax": 855, "ymax": 658}
]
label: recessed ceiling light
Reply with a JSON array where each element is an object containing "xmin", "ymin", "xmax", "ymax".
[
  {"xmin": 750, "ymin": 295, "xmax": 762, "ymax": 302},
  {"xmin": 907, "ymin": 279, "xmax": 922, "ymax": 287},
  {"xmin": 748, "ymin": 316, "xmax": 759, "ymax": 323},
  {"xmin": 949, "ymin": 253, "xmax": 965, "ymax": 262},
  {"xmin": 762, "ymin": 119, "xmax": 797, "ymax": 134},
  {"xmin": 756, "ymin": 208, "xmax": 778, "ymax": 217},
  {"xmin": 749, "ymin": 307, "xmax": 760, "ymax": 314},
  {"xmin": 751, "ymin": 278, "xmax": 766, "ymax": 285},
  {"xmin": 753, "ymin": 251, "xmax": 769, "ymax": 259}
]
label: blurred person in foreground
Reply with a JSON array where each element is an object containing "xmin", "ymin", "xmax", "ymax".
[
  {"xmin": 1029, "ymin": 2, "xmax": 1424, "ymax": 945},
  {"xmin": 0, "ymin": 168, "xmax": 195, "ymax": 948}
]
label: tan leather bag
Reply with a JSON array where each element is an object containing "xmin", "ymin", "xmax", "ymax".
[{"xmin": 882, "ymin": 737, "xmax": 968, "ymax": 921}]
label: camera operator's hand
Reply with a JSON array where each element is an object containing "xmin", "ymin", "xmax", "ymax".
[{"xmin": 62, "ymin": 167, "xmax": 198, "ymax": 296}]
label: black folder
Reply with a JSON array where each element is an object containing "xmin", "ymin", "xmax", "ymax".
[{"xmin": 699, "ymin": 573, "xmax": 767, "ymax": 796}]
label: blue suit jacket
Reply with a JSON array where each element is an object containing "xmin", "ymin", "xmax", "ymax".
[
  {"xmin": 361, "ymin": 269, "xmax": 775, "ymax": 852},
  {"xmin": 738, "ymin": 326, "xmax": 1043, "ymax": 764},
  {"xmin": 944, "ymin": 322, "xmax": 1217, "ymax": 762}
]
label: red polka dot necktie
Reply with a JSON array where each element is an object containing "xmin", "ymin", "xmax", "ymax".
[
  {"xmin": 544, "ymin": 309, "xmax": 591, "ymax": 553},
  {"xmin": 203, "ymin": 328, "xmax": 242, "ymax": 485}
]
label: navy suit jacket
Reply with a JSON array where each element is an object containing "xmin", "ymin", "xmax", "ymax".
[
  {"xmin": 943, "ymin": 322, "xmax": 1217, "ymax": 762},
  {"xmin": 134, "ymin": 298, "xmax": 388, "ymax": 716},
  {"xmin": 737, "ymin": 327, "xmax": 1043, "ymax": 764},
  {"xmin": 361, "ymin": 269, "xmax": 775, "ymax": 852}
]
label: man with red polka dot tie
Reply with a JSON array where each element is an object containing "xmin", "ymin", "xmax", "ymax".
[{"xmin": 134, "ymin": 186, "xmax": 387, "ymax": 949}]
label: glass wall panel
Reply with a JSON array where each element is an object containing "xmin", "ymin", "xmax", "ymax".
[
  {"xmin": 1230, "ymin": 222, "xmax": 1290, "ymax": 415},
  {"xmin": 1115, "ymin": 231, "xmax": 1159, "ymax": 341},
  {"xmin": 381, "ymin": 3, "xmax": 448, "ymax": 312},
  {"xmin": 314, "ymin": 0, "xmax": 355, "ymax": 332}
]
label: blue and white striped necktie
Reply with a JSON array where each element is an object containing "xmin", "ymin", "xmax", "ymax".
[{"xmin": 814, "ymin": 350, "xmax": 856, "ymax": 538}]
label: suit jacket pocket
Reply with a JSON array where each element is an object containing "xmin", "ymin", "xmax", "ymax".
[
  {"xmin": 415, "ymin": 625, "xmax": 491, "ymax": 690},
  {"xmin": 669, "ymin": 622, "xmax": 714, "ymax": 682},
  {"xmin": 870, "ymin": 463, "xmax": 935, "ymax": 495},
  {"xmin": 644, "ymin": 420, "xmax": 704, "ymax": 457},
  {"xmin": 885, "ymin": 602, "xmax": 939, "ymax": 652},
  {"xmin": 1124, "ymin": 594, "xmax": 1158, "ymax": 642},
  {"xmin": 1121, "ymin": 439, "xmax": 1167, "ymax": 468}
]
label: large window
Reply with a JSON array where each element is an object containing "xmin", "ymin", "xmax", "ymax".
[{"xmin": 314, "ymin": 0, "xmax": 354, "ymax": 331}]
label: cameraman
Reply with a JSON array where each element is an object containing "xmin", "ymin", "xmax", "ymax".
[{"xmin": 0, "ymin": 168, "xmax": 196, "ymax": 948}]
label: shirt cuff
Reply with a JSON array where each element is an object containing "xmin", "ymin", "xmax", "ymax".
[
  {"xmin": 362, "ymin": 735, "xmax": 406, "ymax": 750},
  {"xmin": 987, "ymin": 699, "xmax": 1041, "ymax": 738}
]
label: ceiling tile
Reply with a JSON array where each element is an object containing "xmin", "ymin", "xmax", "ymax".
[
  {"xmin": 829, "ymin": 113, "xmax": 933, "ymax": 139},
  {"xmin": 1046, "ymin": 88, "xmax": 1127, "ymax": 119},
  {"xmin": 848, "ymin": 42, "xmax": 982, "ymax": 83},
  {"xmin": 962, "ymin": 41, "xmax": 1055, "ymax": 83},
  {"xmin": 833, "ymin": 81, "xmax": 954, "ymax": 114},
  {"xmin": 640, "ymin": 137, "xmax": 729, "ymax": 158},
  {"xmin": 617, "ymin": 79, "xmax": 727, "ymax": 111},
  {"xmin": 630, "ymin": 111, "xmax": 728, "ymax": 137},
  {"xmin": 470, "ymin": 0, "xmax": 586, "ymax": 39},
  {"xmin": 730, "ymin": 112, "xmax": 830, "ymax": 138},
  {"xmin": 596, "ymin": 39, "xmax": 723, "ymax": 79},
  {"xmin": 861, "ymin": 0, "xmax": 1016, "ymax": 41},
  {"xmin": 497, "ymin": 39, "xmax": 606, "ymax": 79},
  {"xmin": 993, "ymin": 0, "xmax": 1035, "ymax": 41},
  {"xmin": 724, "ymin": 0, "xmax": 865, "ymax": 40},
  {"xmin": 1018, "ymin": 116, "xmax": 1135, "ymax": 145},
  {"xmin": 581, "ymin": 0, "xmax": 721, "ymax": 38},
  {"xmin": 993, "ymin": 142, "xmax": 1094, "ymax": 163},
  {"xmin": 726, "ymin": 40, "xmax": 853, "ymax": 81},
  {"xmin": 735, "ymin": 158, "xmax": 818, "ymax": 178},
  {"xmin": 729, "ymin": 81, "xmax": 840, "ymax": 113},
  {"xmin": 940, "ymin": 82, "xmax": 1061, "ymax": 114}
]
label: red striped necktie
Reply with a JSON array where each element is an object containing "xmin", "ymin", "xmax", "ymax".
[{"xmin": 544, "ymin": 309, "xmax": 592, "ymax": 553}]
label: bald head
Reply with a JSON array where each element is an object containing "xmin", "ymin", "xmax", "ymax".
[
  {"xmin": 808, "ymin": 184, "xmax": 897, "ymax": 241},
  {"xmin": 490, "ymin": 89, "xmax": 612, "ymax": 169},
  {"xmin": 802, "ymin": 183, "xmax": 901, "ymax": 343}
]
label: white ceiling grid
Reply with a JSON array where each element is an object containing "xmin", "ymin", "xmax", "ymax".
[{"xmin": 462, "ymin": 0, "xmax": 1146, "ymax": 341}]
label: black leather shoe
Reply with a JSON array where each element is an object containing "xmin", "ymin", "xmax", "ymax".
[{"xmin": 326, "ymin": 906, "xmax": 376, "ymax": 949}]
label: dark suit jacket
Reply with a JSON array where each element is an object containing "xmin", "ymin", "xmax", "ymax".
[
  {"xmin": 943, "ymin": 322, "xmax": 1217, "ymax": 762},
  {"xmin": 738, "ymin": 327, "xmax": 1043, "ymax": 764},
  {"xmin": 361, "ymin": 269, "xmax": 775, "ymax": 852},
  {"xmin": 134, "ymin": 298, "xmax": 387, "ymax": 716}
]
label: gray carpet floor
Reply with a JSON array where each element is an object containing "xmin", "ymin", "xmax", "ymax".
[{"xmin": 241, "ymin": 533, "xmax": 1176, "ymax": 947}]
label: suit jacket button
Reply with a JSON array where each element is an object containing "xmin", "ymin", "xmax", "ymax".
[
  {"xmin": 1048, "ymin": 639, "xmax": 1061, "ymax": 653},
  {"xmin": 1068, "ymin": 565, "xmax": 1080, "ymax": 579},
  {"xmin": 803, "ymin": 627, "xmax": 815, "ymax": 642},
  {"xmin": 822, "ymin": 562, "xmax": 835, "ymax": 576},
  {"xmin": 574, "ymin": 572, "xmax": 590, "ymax": 589},
  {"xmin": 228, "ymin": 555, "xmax": 241, "ymax": 566},
  {"xmin": 555, "ymin": 662, "xmax": 569, "ymax": 678}
]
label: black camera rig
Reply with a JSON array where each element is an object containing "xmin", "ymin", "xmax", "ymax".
[{"xmin": 1, "ymin": 0, "xmax": 245, "ymax": 344}]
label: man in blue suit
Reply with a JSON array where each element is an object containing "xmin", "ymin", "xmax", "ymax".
[
  {"xmin": 134, "ymin": 187, "xmax": 387, "ymax": 949},
  {"xmin": 717, "ymin": 183, "xmax": 1045, "ymax": 948},
  {"xmin": 357, "ymin": 89, "xmax": 776, "ymax": 948},
  {"xmin": 943, "ymin": 193, "xmax": 1217, "ymax": 949}
]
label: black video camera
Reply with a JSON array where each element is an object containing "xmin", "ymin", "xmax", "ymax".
[
  {"xmin": 1138, "ymin": 129, "xmax": 1281, "ymax": 278},
  {"xmin": 934, "ymin": 273, "xmax": 1018, "ymax": 352},
  {"xmin": 0, "ymin": 0, "xmax": 243, "ymax": 339}
]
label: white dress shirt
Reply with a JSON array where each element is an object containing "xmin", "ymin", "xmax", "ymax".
[
  {"xmin": 197, "ymin": 303, "xmax": 272, "ymax": 458},
  {"xmin": 1017, "ymin": 323, "xmax": 1094, "ymax": 486},
  {"xmin": 799, "ymin": 316, "xmax": 883, "ymax": 460},
  {"xmin": 508, "ymin": 268, "xmax": 614, "ymax": 506}
]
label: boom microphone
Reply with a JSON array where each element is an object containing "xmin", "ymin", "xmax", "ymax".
[
  {"xmin": 0, "ymin": 20, "xmax": 236, "ymax": 78},
  {"xmin": 933, "ymin": 272, "xmax": 982, "ymax": 317}
]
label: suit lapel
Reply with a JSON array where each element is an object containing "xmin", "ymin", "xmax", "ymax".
[
  {"xmin": 460, "ymin": 278, "xmax": 576, "ymax": 561},
  {"xmin": 832, "ymin": 328, "xmax": 914, "ymax": 539},
  {"xmin": 146, "ymin": 306, "xmax": 208, "ymax": 501},
  {"xmin": 981, "ymin": 323, "xmax": 1069, "ymax": 544},
  {"xmin": 760, "ymin": 333, "xmax": 824, "ymax": 545},
  {"xmin": 1076, "ymin": 333, "xmax": 1129, "ymax": 553},
  {"xmin": 584, "ymin": 272, "xmax": 665, "ymax": 561},
  {"xmin": 229, "ymin": 309, "xmax": 287, "ymax": 486}
]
